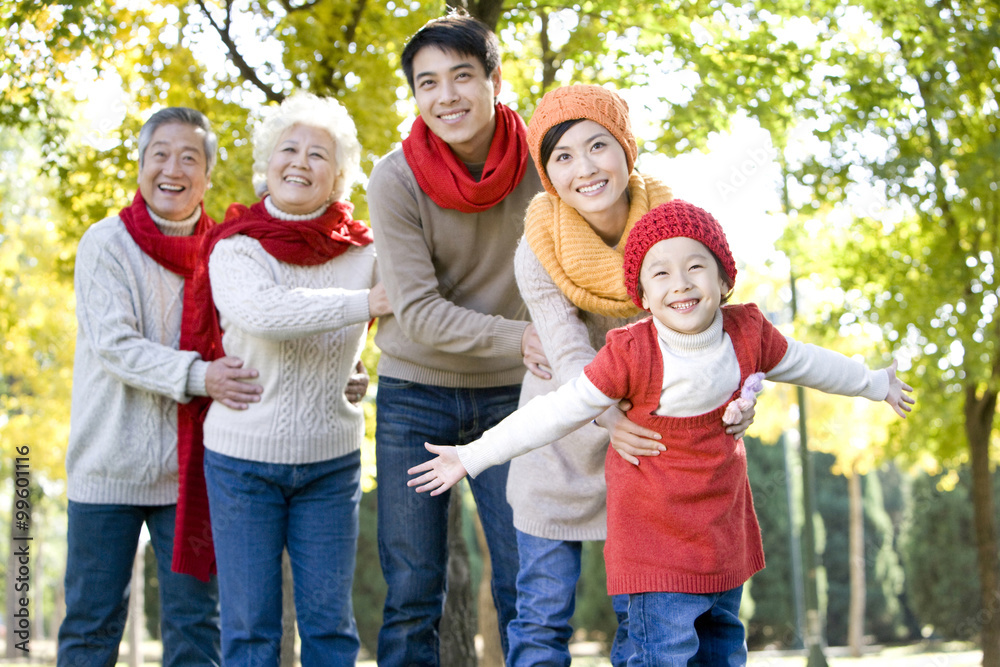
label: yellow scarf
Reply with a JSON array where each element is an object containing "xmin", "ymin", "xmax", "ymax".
[{"xmin": 524, "ymin": 172, "xmax": 673, "ymax": 317}]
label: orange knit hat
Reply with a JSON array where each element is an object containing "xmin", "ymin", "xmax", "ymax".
[{"xmin": 527, "ymin": 85, "xmax": 638, "ymax": 195}]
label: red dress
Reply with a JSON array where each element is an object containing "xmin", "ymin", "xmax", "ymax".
[{"xmin": 584, "ymin": 303, "xmax": 788, "ymax": 595}]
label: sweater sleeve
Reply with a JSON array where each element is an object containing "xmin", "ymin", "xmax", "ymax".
[
  {"xmin": 514, "ymin": 239, "xmax": 597, "ymax": 384},
  {"xmin": 368, "ymin": 155, "xmax": 528, "ymax": 358},
  {"xmin": 74, "ymin": 221, "xmax": 204, "ymax": 404},
  {"xmin": 457, "ymin": 374, "xmax": 616, "ymax": 477},
  {"xmin": 208, "ymin": 236, "xmax": 372, "ymax": 341},
  {"xmin": 767, "ymin": 338, "xmax": 889, "ymax": 402}
]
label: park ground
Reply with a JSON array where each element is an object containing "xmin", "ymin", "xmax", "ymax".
[{"xmin": 0, "ymin": 639, "xmax": 982, "ymax": 666}]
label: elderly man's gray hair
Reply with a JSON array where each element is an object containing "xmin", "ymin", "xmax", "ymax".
[{"xmin": 137, "ymin": 107, "xmax": 219, "ymax": 175}]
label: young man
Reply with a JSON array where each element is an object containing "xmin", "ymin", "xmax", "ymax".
[
  {"xmin": 58, "ymin": 108, "xmax": 264, "ymax": 667},
  {"xmin": 367, "ymin": 12, "xmax": 548, "ymax": 666}
]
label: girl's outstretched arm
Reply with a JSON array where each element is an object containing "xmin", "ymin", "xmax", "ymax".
[
  {"xmin": 884, "ymin": 359, "xmax": 916, "ymax": 418},
  {"xmin": 408, "ymin": 443, "xmax": 469, "ymax": 496}
]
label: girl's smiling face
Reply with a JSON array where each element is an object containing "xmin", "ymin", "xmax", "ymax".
[{"xmin": 639, "ymin": 236, "xmax": 731, "ymax": 335}]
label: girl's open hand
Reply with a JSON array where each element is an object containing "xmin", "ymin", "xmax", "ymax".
[
  {"xmin": 884, "ymin": 359, "xmax": 915, "ymax": 418},
  {"xmin": 407, "ymin": 443, "xmax": 469, "ymax": 495}
]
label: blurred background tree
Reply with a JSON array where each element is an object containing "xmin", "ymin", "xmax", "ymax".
[{"xmin": 2, "ymin": 0, "xmax": 997, "ymax": 662}]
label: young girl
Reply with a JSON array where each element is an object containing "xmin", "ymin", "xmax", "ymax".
[{"xmin": 408, "ymin": 199, "xmax": 914, "ymax": 665}]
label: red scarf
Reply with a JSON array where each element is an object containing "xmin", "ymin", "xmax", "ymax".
[
  {"xmin": 119, "ymin": 189, "xmax": 214, "ymax": 277},
  {"xmin": 402, "ymin": 102, "xmax": 529, "ymax": 213},
  {"xmin": 172, "ymin": 198, "xmax": 373, "ymax": 581}
]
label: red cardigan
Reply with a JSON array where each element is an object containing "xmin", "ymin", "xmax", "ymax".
[{"xmin": 584, "ymin": 304, "xmax": 788, "ymax": 595}]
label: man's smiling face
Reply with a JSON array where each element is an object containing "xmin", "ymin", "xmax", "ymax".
[
  {"xmin": 138, "ymin": 122, "xmax": 209, "ymax": 221},
  {"xmin": 411, "ymin": 45, "xmax": 501, "ymax": 164}
]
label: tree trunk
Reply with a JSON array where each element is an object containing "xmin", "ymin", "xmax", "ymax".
[
  {"xmin": 33, "ymin": 507, "xmax": 45, "ymax": 642},
  {"xmin": 54, "ymin": 572, "xmax": 65, "ymax": 650},
  {"xmin": 127, "ymin": 541, "xmax": 145, "ymax": 667},
  {"xmin": 474, "ymin": 512, "xmax": 502, "ymax": 667},
  {"xmin": 847, "ymin": 470, "xmax": 865, "ymax": 657},
  {"xmin": 281, "ymin": 549, "xmax": 297, "ymax": 666},
  {"xmin": 447, "ymin": 0, "xmax": 504, "ymax": 32},
  {"xmin": 441, "ymin": 492, "xmax": 477, "ymax": 666},
  {"xmin": 965, "ymin": 384, "xmax": 1000, "ymax": 667}
]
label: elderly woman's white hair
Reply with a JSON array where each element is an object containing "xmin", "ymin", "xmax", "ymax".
[{"xmin": 252, "ymin": 93, "xmax": 362, "ymax": 203}]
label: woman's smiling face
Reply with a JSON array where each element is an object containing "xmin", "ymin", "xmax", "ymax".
[
  {"xmin": 266, "ymin": 124, "xmax": 338, "ymax": 215},
  {"xmin": 544, "ymin": 119, "xmax": 630, "ymax": 232}
]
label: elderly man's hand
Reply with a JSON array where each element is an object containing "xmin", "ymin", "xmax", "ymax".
[{"xmin": 205, "ymin": 356, "xmax": 262, "ymax": 410}]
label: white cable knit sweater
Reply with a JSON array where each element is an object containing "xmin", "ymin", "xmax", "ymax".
[
  {"xmin": 68, "ymin": 208, "xmax": 210, "ymax": 505},
  {"xmin": 202, "ymin": 218, "xmax": 377, "ymax": 465}
]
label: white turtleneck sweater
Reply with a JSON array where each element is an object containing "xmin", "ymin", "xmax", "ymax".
[
  {"xmin": 202, "ymin": 197, "xmax": 377, "ymax": 464},
  {"xmin": 457, "ymin": 308, "xmax": 889, "ymax": 479},
  {"xmin": 68, "ymin": 206, "xmax": 210, "ymax": 505}
]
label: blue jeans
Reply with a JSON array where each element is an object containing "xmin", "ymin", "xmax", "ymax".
[
  {"xmin": 507, "ymin": 531, "xmax": 632, "ymax": 666},
  {"xmin": 58, "ymin": 502, "xmax": 220, "ymax": 667},
  {"xmin": 375, "ymin": 377, "xmax": 520, "ymax": 667},
  {"xmin": 204, "ymin": 448, "xmax": 361, "ymax": 667},
  {"xmin": 627, "ymin": 586, "xmax": 746, "ymax": 667}
]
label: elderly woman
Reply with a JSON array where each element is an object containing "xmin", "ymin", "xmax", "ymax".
[
  {"xmin": 187, "ymin": 92, "xmax": 389, "ymax": 665},
  {"xmin": 504, "ymin": 85, "xmax": 753, "ymax": 666}
]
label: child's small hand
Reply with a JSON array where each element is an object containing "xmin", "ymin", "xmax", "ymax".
[
  {"xmin": 407, "ymin": 443, "xmax": 469, "ymax": 496},
  {"xmin": 884, "ymin": 359, "xmax": 915, "ymax": 418}
]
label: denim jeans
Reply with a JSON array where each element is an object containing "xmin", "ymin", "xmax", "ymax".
[
  {"xmin": 58, "ymin": 502, "xmax": 220, "ymax": 667},
  {"xmin": 507, "ymin": 530, "xmax": 632, "ymax": 667},
  {"xmin": 627, "ymin": 585, "xmax": 746, "ymax": 667},
  {"xmin": 204, "ymin": 448, "xmax": 361, "ymax": 667},
  {"xmin": 375, "ymin": 377, "xmax": 520, "ymax": 667}
]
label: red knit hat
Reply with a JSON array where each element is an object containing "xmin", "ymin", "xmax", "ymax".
[
  {"xmin": 622, "ymin": 200, "xmax": 737, "ymax": 309},
  {"xmin": 527, "ymin": 84, "xmax": 638, "ymax": 195}
]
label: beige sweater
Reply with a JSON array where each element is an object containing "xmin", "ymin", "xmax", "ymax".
[
  {"xmin": 508, "ymin": 239, "xmax": 644, "ymax": 540},
  {"xmin": 368, "ymin": 148, "xmax": 543, "ymax": 388},
  {"xmin": 203, "ymin": 233, "xmax": 376, "ymax": 464}
]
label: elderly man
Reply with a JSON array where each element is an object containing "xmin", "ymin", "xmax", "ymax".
[{"xmin": 57, "ymin": 107, "xmax": 262, "ymax": 667}]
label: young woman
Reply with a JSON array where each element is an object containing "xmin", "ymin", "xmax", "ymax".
[{"xmin": 500, "ymin": 84, "xmax": 752, "ymax": 666}]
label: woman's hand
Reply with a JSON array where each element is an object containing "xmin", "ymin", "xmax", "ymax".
[
  {"xmin": 521, "ymin": 323, "xmax": 552, "ymax": 380},
  {"xmin": 597, "ymin": 401, "xmax": 664, "ymax": 466},
  {"xmin": 368, "ymin": 282, "xmax": 393, "ymax": 319},
  {"xmin": 407, "ymin": 444, "xmax": 468, "ymax": 495}
]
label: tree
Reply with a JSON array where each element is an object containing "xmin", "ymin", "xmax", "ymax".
[
  {"xmin": 776, "ymin": 1, "xmax": 1000, "ymax": 662},
  {"xmin": 9, "ymin": 0, "xmax": 998, "ymax": 660},
  {"xmin": 1, "ymin": 127, "xmax": 77, "ymax": 657},
  {"xmin": 901, "ymin": 469, "xmax": 999, "ymax": 641}
]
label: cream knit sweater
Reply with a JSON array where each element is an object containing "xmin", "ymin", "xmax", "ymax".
[
  {"xmin": 508, "ymin": 239, "xmax": 644, "ymax": 540},
  {"xmin": 68, "ymin": 208, "xmax": 210, "ymax": 505},
  {"xmin": 203, "ymin": 227, "xmax": 376, "ymax": 465}
]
